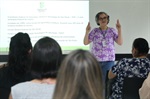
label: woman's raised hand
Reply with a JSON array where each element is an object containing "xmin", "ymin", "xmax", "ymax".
[{"xmin": 86, "ymin": 22, "xmax": 91, "ymax": 33}]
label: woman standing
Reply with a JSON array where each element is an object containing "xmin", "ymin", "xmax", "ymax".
[{"xmin": 83, "ymin": 12, "xmax": 123, "ymax": 81}]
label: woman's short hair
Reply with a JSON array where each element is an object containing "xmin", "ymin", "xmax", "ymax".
[
  {"xmin": 95, "ymin": 11, "xmax": 110, "ymax": 25},
  {"xmin": 31, "ymin": 37, "xmax": 62, "ymax": 79},
  {"xmin": 132, "ymin": 38, "xmax": 149, "ymax": 56},
  {"xmin": 53, "ymin": 49, "xmax": 103, "ymax": 99}
]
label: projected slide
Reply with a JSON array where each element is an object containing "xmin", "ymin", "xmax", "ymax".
[{"xmin": 0, "ymin": 0, "xmax": 89, "ymax": 54}]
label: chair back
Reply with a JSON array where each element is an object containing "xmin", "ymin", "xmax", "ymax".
[
  {"xmin": 105, "ymin": 70, "xmax": 116, "ymax": 99},
  {"xmin": 122, "ymin": 77, "xmax": 145, "ymax": 99}
]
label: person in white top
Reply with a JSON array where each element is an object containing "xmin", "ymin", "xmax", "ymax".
[{"xmin": 9, "ymin": 37, "xmax": 62, "ymax": 99}]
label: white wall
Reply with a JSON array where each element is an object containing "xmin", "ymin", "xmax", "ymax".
[{"xmin": 89, "ymin": 0, "xmax": 150, "ymax": 53}]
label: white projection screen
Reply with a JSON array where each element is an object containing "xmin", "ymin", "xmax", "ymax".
[
  {"xmin": 0, "ymin": 0, "xmax": 150, "ymax": 55},
  {"xmin": 0, "ymin": 0, "xmax": 89, "ymax": 54}
]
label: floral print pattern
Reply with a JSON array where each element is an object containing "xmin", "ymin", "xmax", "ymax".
[
  {"xmin": 110, "ymin": 58, "xmax": 150, "ymax": 99},
  {"xmin": 89, "ymin": 27, "xmax": 118, "ymax": 61}
]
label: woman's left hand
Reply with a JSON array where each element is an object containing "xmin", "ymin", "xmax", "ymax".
[{"xmin": 116, "ymin": 19, "xmax": 121, "ymax": 30}]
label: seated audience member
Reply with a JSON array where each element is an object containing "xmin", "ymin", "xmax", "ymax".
[
  {"xmin": 108, "ymin": 38, "xmax": 150, "ymax": 99},
  {"xmin": 139, "ymin": 73, "xmax": 150, "ymax": 99},
  {"xmin": 53, "ymin": 49, "xmax": 103, "ymax": 99},
  {"xmin": 9, "ymin": 37, "xmax": 62, "ymax": 99},
  {"xmin": 0, "ymin": 32, "xmax": 32, "ymax": 99}
]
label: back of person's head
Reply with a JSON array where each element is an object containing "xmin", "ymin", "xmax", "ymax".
[
  {"xmin": 31, "ymin": 37, "xmax": 62, "ymax": 79},
  {"xmin": 8, "ymin": 32, "xmax": 32, "ymax": 81},
  {"xmin": 132, "ymin": 38, "xmax": 149, "ymax": 57},
  {"xmin": 53, "ymin": 49, "xmax": 103, "ymax": 99}
]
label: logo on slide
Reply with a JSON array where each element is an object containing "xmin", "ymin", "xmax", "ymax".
[
  {"xmin": 40, "ymin": 2, "xmax": 44, "ymax": 9},
  {"xmin": 37, "ymin": 2, "xmax": 47, "ymax": 12}
]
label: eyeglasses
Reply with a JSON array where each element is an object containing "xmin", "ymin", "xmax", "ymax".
[{"xmin": 99, "ymin": 17, "xmax": 107, "ymax": 21}]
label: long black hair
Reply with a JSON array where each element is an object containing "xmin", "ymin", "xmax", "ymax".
[{"xmin": 8, "ymin": 32, "xmax": 32, "ymax": 82}]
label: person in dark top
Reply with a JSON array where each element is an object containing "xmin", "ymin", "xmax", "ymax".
[
  {"xmin": 0, "ymin": 32, "xmax": 32, "ymax": 99},
  {"xmin": 108, "ymin": 38, "xmax": 150, "ymax": 99}
]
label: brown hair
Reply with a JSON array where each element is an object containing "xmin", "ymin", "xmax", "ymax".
[{"xmin": 53, "ymin": 49, "xmax": 103, "ymax": 99}]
